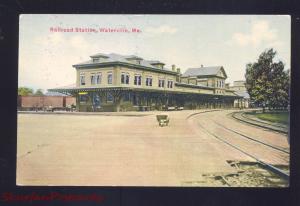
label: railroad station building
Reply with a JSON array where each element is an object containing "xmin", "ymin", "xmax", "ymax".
[
  {"xmin": 229, "ymin": 80, "xmax": 250, "ymax": 108},
  {"xmin": 49, "ymin": 53, "xmax": 241, "ymax": 112}
]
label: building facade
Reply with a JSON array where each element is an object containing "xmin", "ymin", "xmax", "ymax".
[
  {"xmin": 49, "ymin": 53, "xmax": 241, "ymax": 112},
  {"xmin": 230, "ymin": 80, "xmax": 250, "ymax": 108}
]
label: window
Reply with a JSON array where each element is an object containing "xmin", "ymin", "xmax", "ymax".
[
  {"xmin": 134, "ymin": 74, "xmax": 142, "ymax": 85},
  {"xmin": 80, "ymin": 72, "xmax": 85, "ymax": 85},
  {"xmin": 96, "ymin": 73, "xmax": 101, "ymax": 84},
  {"xmin": 121, "ymin": 73, "xmax": 125, "ymax": 84},
  {"xmin": 146, "ymin": 77, "xmax": 152, "ymax": 86},
  {"xmin": 158, "ymin": 79, "xmax": 165, "ymax": 88},
  {"xmin": 90, "ymin": 73, "xmax": 96, "ymax": 85},
  {"xmin": 126, "ymin": 74, "xmax": 129, "ymax": 84},
  {"xmin": 107, "ymin": 72, "xmax": 113, "ymax": 84},
  {"xmin": 121, "ymin": 73, "xmax": 130, "ymax": 84},
  {"xmin": 167, "ymin": 80, "xmax": 173, "ymax": 88}
]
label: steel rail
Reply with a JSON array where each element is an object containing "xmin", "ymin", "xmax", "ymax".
[
  {"xmin": 240, "ymin": 112, "xmax": 287, "ymax": 129},
  {"xmin": 186, "ymin": 113, "xmax": 289, "ymax": 181},
  {"xmin": 196, "ymin": 122, "xmax": 290, "ymax": 181},
  {"xmin": 231, "ymin": 112, "xmax": 288, "ymax": 135},
  {"xmin": 185, "ymin": 109, "xmax": 223, "ymax": 119},
  {"xmin": 211, "ymin": 120, "xmax": 289, "ymax": 154}
]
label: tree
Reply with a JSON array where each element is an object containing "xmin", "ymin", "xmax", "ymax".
[
  {"xmin": 18, "ymin": 87, "xmax": 33, "ymax": 96},
  {"xmin": 245, "ymin": 49, "xmax": 290, "ymax": 112},
  {"xmin": 34, "ymin": 89, "xmax": 44, "ymax": 96}
]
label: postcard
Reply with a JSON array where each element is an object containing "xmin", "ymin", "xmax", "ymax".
[{"xmin": 17, "ymin": 14, "xmax": 290, "ymax": 187}]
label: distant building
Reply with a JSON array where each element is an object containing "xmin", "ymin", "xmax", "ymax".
[
  {"xmin": 230, "ymin": 80, "xmax": 247, "ymax": 91},
  {"xmin": 49, "ymin": 53, "xmax": 241, "ymax": 112},
  {"xmin": 181, "ymin": 65, "xmax": 228, "ymax": 95},
  {"xmin": 18, "ymin": 96, "xmax": 76, "ymax": 110},
  {"xmin": 230, "ymin": 80, "xmax": 250, "ymax": 108}
]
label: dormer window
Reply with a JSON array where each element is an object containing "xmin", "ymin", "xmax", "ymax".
[
  {"xmin": 150, "ymin": 61, "xmax": 165, "ymax": 69},
  {"xmin": 126, "ymin": 56, "xmax": 143, "ymax": 65},
  {"xmin": 93, "ymin": 57, "xmax": 100, "ymax": 62}
]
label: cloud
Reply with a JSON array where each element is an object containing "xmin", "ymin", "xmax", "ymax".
[
  {"xmin": 145, "ymin": 25, "xmax": 178, "ymax": 35},
  {"xmin": 229, "ymin": 20, "xmax": 280, "ymax": 47}
]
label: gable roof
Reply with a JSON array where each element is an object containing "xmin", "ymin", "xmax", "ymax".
[
  {"xmin": 73, "ymin": 53, "xmax": 173, "ymax": 73},
  {"xmin": 182, "ymin": 66, "xmax": 227, "ymax": 78}
]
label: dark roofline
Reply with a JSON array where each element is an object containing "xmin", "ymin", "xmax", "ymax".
[
  {"xmin": 125, "ymin": 56, "xmax": 143, "ymax": 60},
  {"xmin": 182, "ymin": 74, "xmax": 227, "ymax": 79},
  {"xmin": 48, "ymin": 86, "xmax": 239, "ymax": 98},
  {"xmin": 73, "ymin": 61, "xmax": 178, "ymax": 75},
  {"xmin": 175, "ymin": 82, "xmax": 214, "ymax": 90},
  {"xmin": 148, "ymin": 60, "xmax": 165, "ymax": 66},
  {"xmin": 150, "ymin": 62, "xmax": 165, "ymax": 66},
  {"xmin": 90, "ymin": 54, "xmax": 109, "ymax": 58}
]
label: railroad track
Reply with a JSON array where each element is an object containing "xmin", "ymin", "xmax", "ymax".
[
  {"xmin": 230, "ymin": 111, "xmax": 288, "ymax": 135},
  {"xmin": 240, "ymin": 112, "xmax": 287, "ymax": 129},
  {"xmin": 187, "ymin": 113, "xmax": 290, "ymax": 181},
  {"xmin": 212, "ymin": 120, "xmax": 289, "ymax": 154}
]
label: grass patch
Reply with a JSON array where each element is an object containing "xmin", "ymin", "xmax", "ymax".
[{"xmin": 254, "ymin": 112, "xmax": 289, "ymax": 125}]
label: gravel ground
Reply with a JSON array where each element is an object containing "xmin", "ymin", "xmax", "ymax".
[{"xmin": 17, "ymin": 109, "xmax": 289, "ymax": 186}]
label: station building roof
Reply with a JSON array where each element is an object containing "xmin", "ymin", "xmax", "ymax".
[
  {"xmin": 73, "ymin": 53, "xmax": 175, "ymax": 74},
  {"xmin": 182, "ymin": 66, "xmax": 227, "ymax": 78},
  {"xmin": 234, "ymin": 90, "xmax": 250, "ymax": 99}
]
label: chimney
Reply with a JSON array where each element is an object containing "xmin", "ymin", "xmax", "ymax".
[
  {"xmin": 176, "ymin": 68, "xmax": 181, "ymax": 82},
  {"xmin": 201, "ymin": 64, "xmax": 203, "ymax": 68},
  {"xmin": 172, "ymin": 64, "xmax": 176, "ymax": 71}
]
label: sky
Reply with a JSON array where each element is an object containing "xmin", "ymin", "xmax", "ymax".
[{"xmin": 19, "ymin": 15, "xmax": 291, "ymax": 92}]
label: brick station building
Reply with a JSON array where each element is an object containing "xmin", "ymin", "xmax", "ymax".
[{"xmin": 48, "ymin": 53, "xmax": 242, "ymax": 112}]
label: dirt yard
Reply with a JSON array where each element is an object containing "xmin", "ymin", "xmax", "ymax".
[{"xmin": 17, "ymin": 110, "xmax": 289, "ymax": 186}]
